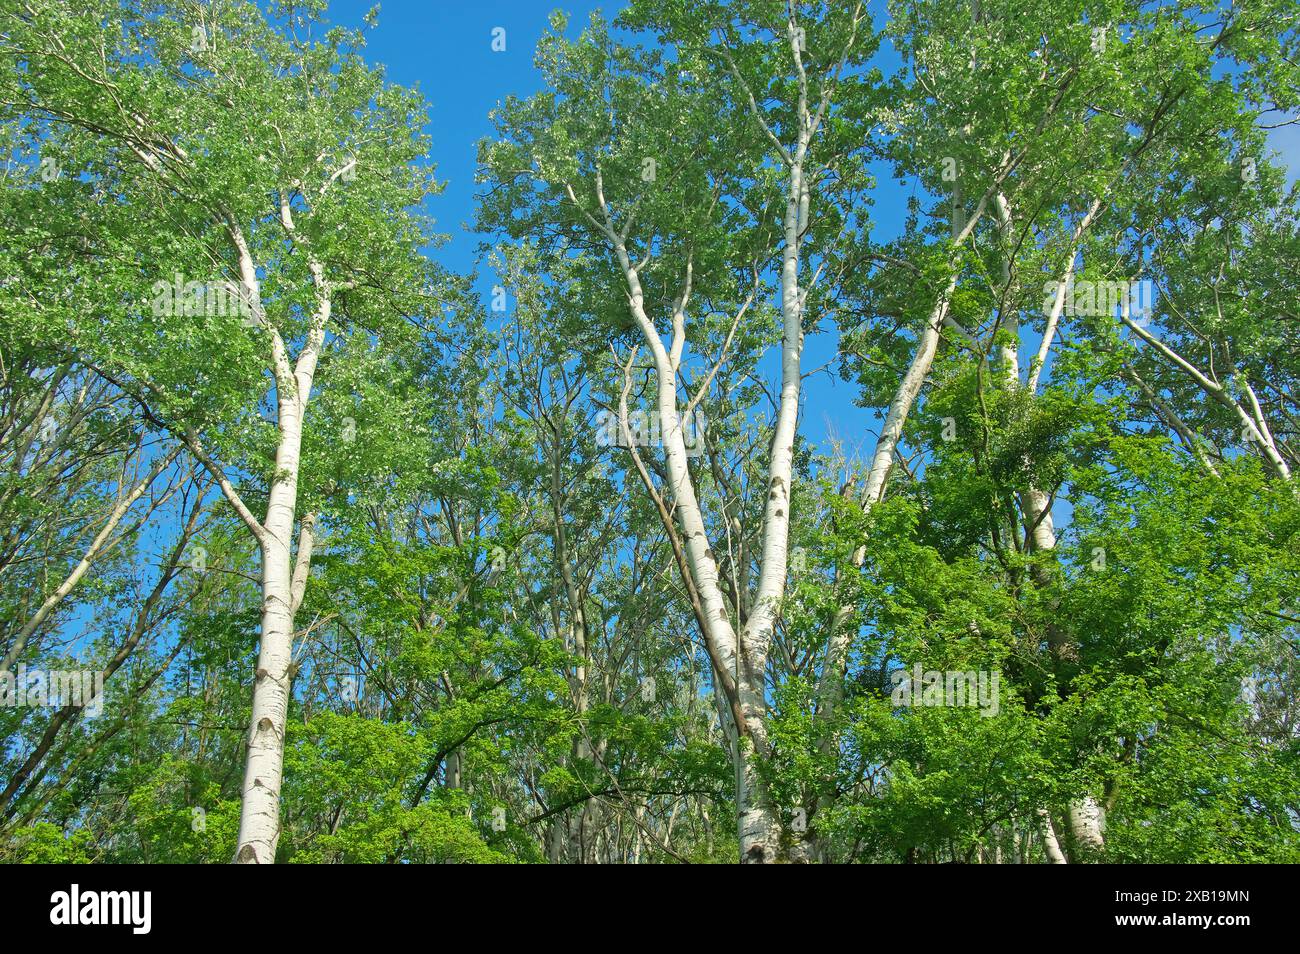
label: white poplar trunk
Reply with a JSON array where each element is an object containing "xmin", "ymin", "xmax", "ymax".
[
  {"xmin": 1037, "ymin": 808, "xmax": 1068, "ymax": 864},
  {"xmin": 233, "ymin": 396, "xmax": 304, "ymax": 864},
  {"xmin": 230, "ymin": 214, "xmax": 330, "ymax": 864},
  {"xmin": 1068, "ymin": 796, "xmax": 1106, "ymax": 858}
]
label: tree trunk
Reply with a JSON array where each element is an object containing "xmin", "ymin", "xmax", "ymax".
[
  {"xmin": 233, "ymin": 404, "xmax": 303, "ymax": 864},
  {"xmin": 1037, "ymin": 809, "xmax": 1068, "ymax": 864},
  {"xmin": 1068, "ymin": 796, "xmax": 1106, "ymax": 859},
  {"xmin": 228, "ymin": 214, "xmax": 329, "ymax": 864}
]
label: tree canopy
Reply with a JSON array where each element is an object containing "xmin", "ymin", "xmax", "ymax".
[{"xmin": 1, "ymin": 0, "xmax": 1297, "ymax": 864}]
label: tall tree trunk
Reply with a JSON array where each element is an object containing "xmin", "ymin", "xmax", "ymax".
[
  {"xmin": 233, "ymin": 401, "xmax": 304, "ymax": 864},
  {"xmin": 809, "ymin": 270, "xmax": 964, "ymax": 860},
  {"xmin": 229, "ymin": 213, "xmax": 328, "ymax": 864},
  {"xmin": 1012, "ymin": 212, "xmax": 1107, "ymax": 860}
]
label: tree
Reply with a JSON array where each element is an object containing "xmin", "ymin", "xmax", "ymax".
[
  {"xmin": 2, "ymin": 0, "xmax": 1297, "ymax": 866},
  {"xmin": 2, "ymin": 0, "xmax": 453, "ymax": 861},
  {"xmin": 480, "ymin": 0, "xmax": 879, "ymax": 861}
]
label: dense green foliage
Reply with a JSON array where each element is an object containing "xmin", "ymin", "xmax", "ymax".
[{"xmin": 1, "ymin": 0, "xmax": 1297, "ymax": 862}]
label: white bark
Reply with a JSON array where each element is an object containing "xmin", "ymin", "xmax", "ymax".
[
  {"xmin": 1010, "ymin": 197, "xmax": 1120, "ymax": 856},
  {"xmin": 1121, "ymin": 310, "xmax": 1292, "ymax": 481},
  {"xmin": 817, "ymin": 279, "xmax": 959, "ymax": 721},
  {"xmin": 231, "ymin": 212, "xmax": 332, "ymax": 864},
  {"xmin": 859, "ymin": 275, "xmax": 960, "ymax": 510},
  {"xmin": 568, "ymin": 8, "xmax": 873, "ymax": 861},
  {"xmin": 813, "ymin": 186, "xmax": 985, "ymax": 727},
  {"xmin": 1037, "ymin": 809, "xmax": 1068, "ymax": 864},
  {"xmin": 1125, "ymin": 369, "xmax": 1219, "ymax": 475},
  {"xmin": 585, "ymin": 134, "xmax": 803, "ymax": 864},
  {"xmin": 1025, "ymin": 197, "xmax": 1104, "ymax": 394},
  {"xmin": 730, "ymin": 84, "xmax": 816, "ymax": 861},
  {"xmin": 808, "ymin": 239, "xmax": 971, "ymax": 858},
  {"xmin": 1068, "ymin": 796, "xmax": 1106, "ymax": 857}
]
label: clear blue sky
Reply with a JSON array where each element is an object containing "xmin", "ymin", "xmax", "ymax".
[{"xmin": 332, "ymin": 0, "xmax": 891, "ymax": 465}]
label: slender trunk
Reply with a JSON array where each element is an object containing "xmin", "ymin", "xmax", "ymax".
[
  {"xmin": 731, "ymin": 151, "xmax": 810, "ymax": 865},
  {"xmin": 611, "ymin": 235, "xmax": 782, "ymax": 861},
  {"xmin": 1, "ymin": 496, "xmax": 199, "ymax": 821},
  {"xmin": 233, "ymin": 404, "xmax": 302, "ymax": 863},
  {"xmin": 586, "ymin": 14, "xmax": 837, "ymax": 858},
  {"xmin": 991, "ymin": 191, "xmax": 1112, "ymax": 859},
  {"xmin": 1037, "ymin": 809, "xmax": 1068, "ymax": 864},
  {"xmin": 809, "ymin": 275, "xmax": 960, "ymax": 858},
  {"xmin": 821, "ymin": 274, "xmax": 957, "ymax": 686},
  {"xmin": 1, "ymin": 445, "xmax": 181, "ymax": 676},
  {"xmin": 229, "ymin": 210, "xmax": 329, "ymax": 864}
]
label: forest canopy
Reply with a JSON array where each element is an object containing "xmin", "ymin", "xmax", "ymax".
[{"xmin": 0, "ymin": 0, "xmax": 1297, "ymax": 864}]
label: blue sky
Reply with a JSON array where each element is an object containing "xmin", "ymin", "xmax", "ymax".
[
  {"xmin": 335, "ymin": 0, "xmax": 893, "ymax": 464},
  {"xmin": 340, "ymin": 0, "xmax": 611, "ymax": 266}
]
